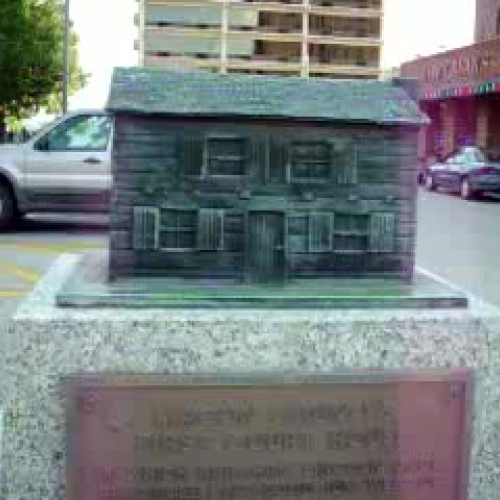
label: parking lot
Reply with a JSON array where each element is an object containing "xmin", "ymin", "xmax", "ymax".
[{"xmin": 0, "ymin": 213, "xmax": 108, "ymax": 316}]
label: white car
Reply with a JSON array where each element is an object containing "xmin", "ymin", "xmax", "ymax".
[{"xmin": 0, "ymin": 110, "xmax": 113, "ymax": 230}]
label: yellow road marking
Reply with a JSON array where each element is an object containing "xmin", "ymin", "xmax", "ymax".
[
  {"xmin": 0, "ymin": 241, "xmax": 106, "ymax": 255},
  {"xmin": 0, "ymin": 289, "xmax": 29, "ymax": 298},
  {"xmin": 0, "ymin": 260, "xmax": 41, "ymax": 283}
]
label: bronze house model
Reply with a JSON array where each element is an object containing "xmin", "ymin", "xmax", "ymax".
[{"xmin": 107, "ymin": 68, "xmax": 427, "ymax": 283}]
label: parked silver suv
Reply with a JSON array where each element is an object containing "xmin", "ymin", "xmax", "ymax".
[{"xmin": 0, "ymin": 110, "xmax": 112, "ymax": 230}]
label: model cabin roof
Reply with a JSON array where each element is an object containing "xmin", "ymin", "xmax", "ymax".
[{"xmin": 107, "ymin": 67, "xmax": 429, "ymax": 126}]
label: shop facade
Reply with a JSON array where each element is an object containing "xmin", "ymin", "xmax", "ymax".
[{"xmin": 401, "ymin": 36, "xmax": 500, "ymax": 163}]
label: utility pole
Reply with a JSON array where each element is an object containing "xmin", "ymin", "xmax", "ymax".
[{"xmin": 62, "ymin": 0, "xmax": 70, "ymax": 114}]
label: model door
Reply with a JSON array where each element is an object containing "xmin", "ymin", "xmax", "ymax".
[
  {"xmin": 249, "ymin": 212, "xmax": 285, "ymax": 282},
  {"xmin": 22, "ymin": 114, "xmax": 112, "ymax": 210}
]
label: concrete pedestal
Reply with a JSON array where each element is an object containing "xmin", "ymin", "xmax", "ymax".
[{"xmin": 1, "ymin": 254, "xmax": 500, "ymax": 500}]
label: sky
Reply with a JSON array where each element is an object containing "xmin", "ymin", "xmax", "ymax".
[{"xmin": 68, "ymin": 0, "xmax": 476, "ymax": 110}]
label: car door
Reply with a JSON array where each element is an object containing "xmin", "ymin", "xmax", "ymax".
[
  {"xmin": 455, "ymin": 150, "xmax": 477, "ymax": 189},
  {"xmin": 21, "ymin": 113, "xmax": 112, "ymax": 212},
  {"xmin": 446, "ymin": 153, "xmax": 465, "ymax": 189},
  {"xmin": 438, "ymin": 153, "xmax": 462, "ymax": 188}
]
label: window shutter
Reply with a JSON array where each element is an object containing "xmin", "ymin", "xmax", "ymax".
[
  {"xmin": 133, "ymin": 207, "xmax": 159, "ymax": 250},
  {"xmin": 198, "ymin": 209, "xmax": 224, "ymax": 251},
  {"xmin": 309, "ymin": 212, "xmax": 334, "ymax": 252},
  {"xmin": 181, "ymin": 135, "xmax": 203, "ymax": 177},
  {"xmin": 369, "ymin": 213, "xmax": 396, "ymax": 253},
  {"xmin": 333, "ymin": 140, "xmax": 358, "ymax": 185}
]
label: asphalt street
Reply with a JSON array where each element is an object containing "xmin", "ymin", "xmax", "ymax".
[
  {"xmin": 0, "ymin": 188, "xmax": 499, "ymax": 318},
  {"xmin": 0, "ymin": 213, "xmax": 108, "ymax": 317},
  {"xmin": 416, "ymin": 189, "xmax": 500, "ymax": 306}
]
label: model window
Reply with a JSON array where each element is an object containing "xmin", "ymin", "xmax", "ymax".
[
  {"xmin": 369, "ymin": 213, "xmax": 396, "ymax": 253},
  {"xmin": 222, "ymin": 212, "xmax": 245, "ymax": 252},
  {"xmin": 133, "ymin": 207, "xmax": 159, "ymax": 250},
  {"xmin": 289, "ymin": 142, "xmax": 331, "ymax": 182},
  {"xmin": 160, "ymin": 209, "xmax": 197, "ymax": 250},
  {"xmin": 287, "ymin": 214, "xmax": 309, "ymax": 253},
  {"xmin": 334, "ymin": 214, "xmax": 369, "ymax": 253},
  {"xmin": 198, "ymin": 209, "xmax": 224, "ymax": 251},
  {"xmin": 206, "ymin": 137, "xmax": 246, "ymax": 176},
  {"xmin": 287, "ymin": 212, "xmax": 334, "ymax": 253},
  {"xmin": 334, "ymin": 142, "xmax": 357, "ymax": 185},
  {"xmin": 37, "ymin": 115, "xmax": 111, "ymax": 152},
  {"xmin": 198, "ymin": 209, "xmax": 245, "ymax": 251}
]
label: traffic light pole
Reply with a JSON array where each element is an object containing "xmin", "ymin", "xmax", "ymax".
[{"xmin": 62, "ymin": 0, "xmax": 70, "ymax": 114}]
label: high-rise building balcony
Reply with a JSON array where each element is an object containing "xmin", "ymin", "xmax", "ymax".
[
  {"xmin": 144, "ymin": 25, "xmax": 380, "ymax": 45},
  {"xmin": 139, "ymin": 0, "xmax": 382, "ymax": 78},
  {"xmin": 309, "ymin": 14, "xmax": 380, "ymax": 37},
  {"xmin": 309, "ymin": 60, "xmax": 380, "ymax": 76},
  {"xmin": 144, "ymin": 53, "xmax": 222, "ymax": 69},
  {"xmin": 228, "ymin": 28, "xmax": 303, "ymax": 41},
  {"xmin": 227, "ymin": 56, "xmax": 302, "ymax": 72},
  {"xmin": 309, "ymin": 28, "xmax": 379, "ymax": 38},
  {"xmin": 145, "ymin": 24, "xmax": 305, "ymax": 43},
  {"xmin": 309, "ymin": 0, "xmax": 381, "ymax": 9},
  {"xmin": 308, "ymin": 33, "xmax": 381, "ymax": 46},
  {"xmin": 145, "ymin": 0, "xmax": 383, "ymax": 17},
  {"xmin": 232, "ymin": 0, "xmax": 382, "ymax": 17},
  {"xmin": 232, "ymin": 0, "xmax": 303, "ymax": 6},
  {"xmin": 144, "ymin": 51, "xmax": 379, "ymax": 77}
]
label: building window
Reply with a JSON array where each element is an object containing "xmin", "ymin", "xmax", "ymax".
[
  {"xmin": 334, "ymin": 213, "xmax": 369, "ymax": 253},
  {"xmin": 287, "ymin": 212, "xmax": 334, "ymax": 253},
  {"xmin": 289, "ymin": 142, "xmax": 331, "ymax": 182},
  {"xmin": 205, "ymin": 137, "xmax": 247, "ymax": 176},
  {"xmin": 159, "ymin": 209, "xmax": 197, "ymax": 250}
]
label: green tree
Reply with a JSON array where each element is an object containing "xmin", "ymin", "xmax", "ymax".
[{"xmin": 0, "ymin": 0, "xmax": 86, "ymax": 135}]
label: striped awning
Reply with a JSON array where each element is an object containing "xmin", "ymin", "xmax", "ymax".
[{"xmin": 422, "ymin": 79, "xmax": 500, "ymax": 100}]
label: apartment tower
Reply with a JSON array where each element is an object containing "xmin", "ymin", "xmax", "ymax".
[{"xmin": 135, "ymin": 0, "xmax": 383, "ymax": 79}]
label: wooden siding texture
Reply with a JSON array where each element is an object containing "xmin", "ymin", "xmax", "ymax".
[{"xmin": 109, "ymin": 115, "xmax": 418, "ymax": 281}]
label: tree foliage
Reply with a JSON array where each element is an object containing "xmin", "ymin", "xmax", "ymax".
[{"xmin": 0, "ymin": 0, "xmax": 86, "ymax": 129}]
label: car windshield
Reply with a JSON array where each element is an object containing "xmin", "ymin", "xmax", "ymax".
[{"xmin": 462, "ymin": 148, "xmax": 487, "ymax": 163}]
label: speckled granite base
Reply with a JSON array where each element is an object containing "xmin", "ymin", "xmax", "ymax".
[{"xmin": 2, "ymin": 254, "xmax": 500, "ymax": 500}]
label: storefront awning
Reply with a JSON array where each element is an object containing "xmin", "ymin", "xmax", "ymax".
[{"xmin": 422, "ymin": 79, "xmax": 500, "ymax": 100}]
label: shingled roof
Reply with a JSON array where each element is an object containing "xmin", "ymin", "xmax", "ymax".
[{"xmin": 106, "ymin": 67, "xmax": 429, "ymax": 126}]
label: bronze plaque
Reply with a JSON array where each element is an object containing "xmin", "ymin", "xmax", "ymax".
[{"xmin": 67, "ymin": 371, "xmax": 473, "ymax": 500}]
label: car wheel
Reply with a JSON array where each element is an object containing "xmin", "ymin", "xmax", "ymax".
[
  {"xmin": 460, "ymin": 177, "xmax": 474, "ymax": 200},
  {"xmin": 0, "ymin": 182, "xmax": 16, "ymax": 230},
  {"xmin": 425, "ymin": 173, "xmax": 436, "ymax": 191}
]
